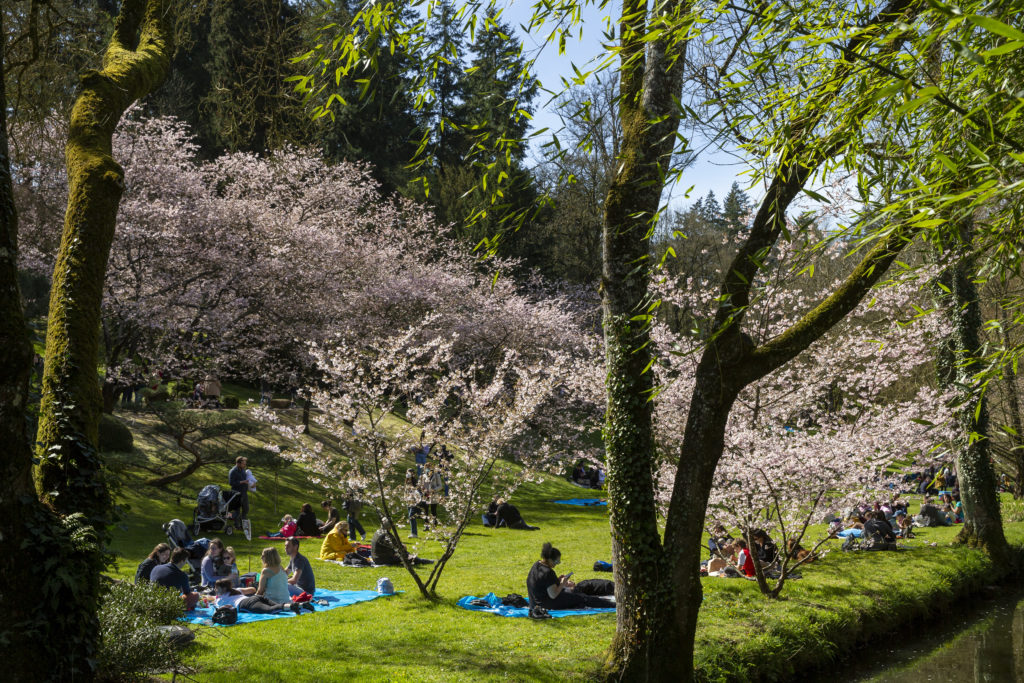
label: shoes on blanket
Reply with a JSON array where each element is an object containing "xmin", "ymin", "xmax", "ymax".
[
  {"xmin": 301, "ymin": 602, "xmax": 316, "ymax": 612},
  {"xmin": 289, "ymin": 603, "xmax": 302, "ymax": 614}
]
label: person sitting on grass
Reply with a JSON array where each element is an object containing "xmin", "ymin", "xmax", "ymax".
[
  {"xmin": 213, "ymin": 577, "xmax": 311, "ymax": 615},
  {"xmin": 526, "ymin": 543, "xmax": 611, "ymax": 610},
  {"xmin": 200, "ymin": 538, "xmax": 225, "ymax": 588},
  {"xmin": 320, "ymin": 521, "xmax": 358, "ymax": 561},
  {"xmin": 319, "ymin": 500, "xmax": 340, "ymax": 535},
  {"xmin": 862, "ymin": 511, "xmax": 897, "ymax": 548},
  {"xmin": 218, "ymin": 546, "xmax": 241, "ymax": 586},
  {"xmin": 296, "ymin": 503, "xmax": 320, "ymax": 537},
  {"xmin": 893, "ymin": 510, "xmax": 914, "ymax": 538},
  {"xmin": 370, "ymin": 524, "xmax": 433, "ymax": 566},
  {"xmin": 135, "ymin": 543, "xmax": 171, "ymax": 584},
  {"xmin": 256, "ymin": 547, "xmax": 293, "ymax": 606},
  {"xmin": 267, "ymin": 515, "xmax": 297, "ymax": 538},
  {"xmin": 708, "ymin": 524, "xmax": 734, "ymax": 557},
  {"xmin": 151, "ymin": 547, "xmax": 202, "ymax": 611},
  {"xmin": 751, "ymin": 529, "xmax": 778, "ymax": 566},
  {"xmin": 485, "ymin": 498, "xmax": 539, "ymax": 530},
  {"xmin": 734, "ymin": 539, "xmax": 756, "ymax": 578},
  {"xmin": 284, "ymin": 537, "xmax": 315, "ymax": 597}
]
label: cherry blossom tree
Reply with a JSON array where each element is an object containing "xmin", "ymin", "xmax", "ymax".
[{"xmin": 258, "ymin": 319, "xmax": 580, "ymax": 598}]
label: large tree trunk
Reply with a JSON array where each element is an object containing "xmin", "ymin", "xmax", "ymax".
[
  {"xmin": 600, "ymin": 1, "xmax": 692, "ymax": 679},
  {"xmin": 997, "ymin": 308, "xmax": 1024, "ymax": 499},
  {"xmin": 0, "ymin": 13, "xmax": 107, "ymax": 678},
  {"xmin": 934, "ymin": 230, "xmax": 1008, "ymax": 561},
  {"xmin": 34, "ymin": 1, "xmax": 174, "ymax": 524}
]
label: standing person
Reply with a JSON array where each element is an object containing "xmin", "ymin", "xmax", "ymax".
[
  {"xmin": 525, "ymin": 543, "xmax": 608, "ymax": 609},
  {"xmin": 284, "ymin": 537, "xmax": 315, "ymax": 597},
  {"xmin": 228, "ymin": 456, "xmax": 250, "ymax": 528},
  {"xmin": 344, "ymin": 494, "xmax": 366, "ymax": 541},
  {"xmin": 151, "ymin": 548, "xmax": 201, "ymax": 610},
  {"xmin": 318, "ymin": 500, "xmax": 340, "ymax": 535},
  {"xmin": 405, "ymin": 469, "xmax": 427, "ymax": 538},
  {"xmin": 425, "ymin": 464, "xmax": 445, "ymax": 527},
  {"xmin": 412, "ymin": 436, "xmax": 432, "ymax": 476},
  {"xmin": 135, "ymin": 543, "xmax": 171, "ymax": 583}
]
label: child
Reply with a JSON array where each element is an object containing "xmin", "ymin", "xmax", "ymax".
[
  {"xmin": 735, "ymin": 539, "xmax": 756, "ymax": 577},
  {"xmin": 268, "ymin": 515, "xmax": 298, "ymax": 538},
  {"xmin": 218, "ymin": 546, "xmax": 242, "ymax": 586},
  {"xmin": 246, "ymin": 468, "xmax": 258, "ymax": 491}
]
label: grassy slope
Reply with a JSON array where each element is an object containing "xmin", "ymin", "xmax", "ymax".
[{"xmin": 105, "ymin": 406, "xmax": 1024, "ymax": 682}]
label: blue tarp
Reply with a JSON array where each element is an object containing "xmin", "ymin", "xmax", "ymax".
[
  {"xmin": 456, "ymin": 592, "xmax": 615, "ymax": 618},
  {"xmin": 552, "ymin": 498, "xmax": 607, "ymax": 506},
  {"xmin": 837, "ymin": 528, "xmax": 863, "ymax": 538},
  {"xmin": 181, "ymin": 588, "xmax": 392, "ymax": 627}
]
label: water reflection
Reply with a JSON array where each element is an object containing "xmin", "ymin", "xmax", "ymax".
[{"xmin": 835, "ymin": 592, "xmax": 1024, "ymax": 682}]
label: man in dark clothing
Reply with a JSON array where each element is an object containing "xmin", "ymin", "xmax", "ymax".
[
  {"xmin": 488, "ymin": 499, "xmax": 539, "ymax": 530},
  {"xmin": 151, "ymin": 548, "xmax": 200, "ymax": 610},
  {"xmin": 228, "ymin": 455, "xmax": 249, "ymax": 527},
  {"xmin": 370, "ymin": 526, "xmax": 432, "ymax": 566},
  {"xmin": 285, "ymin": 537, "xmax": 315, "ymax": 596},
  {"xmin": 863, "ymin": 511, "xmax": 897, "ymax": 545}
]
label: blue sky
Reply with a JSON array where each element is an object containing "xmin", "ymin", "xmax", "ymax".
[{"xmin": 498, "ymin": 2, "xmax": 757, "ymax": 211}]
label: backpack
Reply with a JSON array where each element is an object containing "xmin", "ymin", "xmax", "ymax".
[
  {"xmin": 343, "ymin": 552, "xmax": 370, "ymax": 567},
  {"xmin": 501, "ymin": 593, "xmax": 528, "ymax": 607},
  {"xmin": 376, "ymin": 577, "xmax": 395, "ymax": 595},
  {"xmin": 592, "ymin": 560, "xmax": 612, "ymax": 572},
  {"xmin": 212, "ymin": 605, "xmax": 238, "ymax": 625}
]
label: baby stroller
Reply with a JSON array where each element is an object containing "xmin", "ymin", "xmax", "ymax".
[
  {"xmin": 162, "ymin": 518, "xmax": 207, "ymax": 581},
  {"xmin": 192, "ymin": 484, "xmax": 240, "ymax": 536}
]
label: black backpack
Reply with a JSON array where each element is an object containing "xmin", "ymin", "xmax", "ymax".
[{"xmin": 212, "ymin": 605, "xmax": 238, "ymax": 625}]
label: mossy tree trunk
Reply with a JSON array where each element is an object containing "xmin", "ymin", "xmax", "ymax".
[
  {"xmin": 996, "ymin": 307, "xmax": 1024, "ymax": 499},
  {"xmin": 600, "ymin": 1, "xmax": 692, "ymax": 679},
  {"xmin": 601, "ymin": 2, "xmax": 918, "ymax": 680},
  {"xmin": 934, "ymin": 226, "xmax": 1008, "ymax": 561},
  {"xmin": 34, "ymin": 0, "xmax": 174, "ymax": 524}
]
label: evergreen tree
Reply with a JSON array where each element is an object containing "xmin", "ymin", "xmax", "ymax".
[
  {"xmin": 699, "ymin": 189, "xmax": 722, "ymax": 227},
  {"xmin": 204, "ymin": 0, "xmax": 307, "ymax": 154},
  {"xmin": 423, "ymin": 0, "xmax": 466, "ymax": 167},
  {"xmin": 722, "ymin": 181, "xmax": 752, "ymax": 233},
  {"xmin": 313, "ymin": 0, "xmax": 422, "ymax": 193}
]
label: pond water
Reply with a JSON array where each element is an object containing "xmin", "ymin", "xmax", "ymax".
[{"xmin": 830, "ymin": 590, "xmax": 1024, "ymax": 682}]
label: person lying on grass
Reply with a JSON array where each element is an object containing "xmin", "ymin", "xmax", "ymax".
[
  {"xmin": 214, "ymin": 577, "xmax": 312, "ymax": 615},
  {"xmin": 526, "ymin": 543, "xmax": 611, "ymax": 610},
  {"xmin": 320, "ymin": 521, "xmax": 359, "ymax": 561}
]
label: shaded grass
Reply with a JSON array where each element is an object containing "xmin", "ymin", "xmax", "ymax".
[{"xmin": 105, "ymin": 407, "xmax": 1024, "ymax": 681}]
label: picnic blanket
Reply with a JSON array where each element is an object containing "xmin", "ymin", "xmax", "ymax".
[
  {"xmin": 319, "ymin": 557, "xmax": 386, "ymax": 569},
  {"xmin": 180, "ymin": 589, "xmax": 389, "ymax": 627},
  {"xmin": 258, "ymin": 535, "xmax": 321, "ymax": 540},
  {"xmin": 552, "ymin": 498, "xmax": 607, "ymax": 506},
  {"xmin": 836, "ymin": 528, "xmax": 863, "ymax": 538},
  {"xmin": 457, "ymin": 592, "xmax": 615, "ymax": 618}
]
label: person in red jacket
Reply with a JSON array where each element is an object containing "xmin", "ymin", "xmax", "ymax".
[{"xmin": 735, "ymin": 539, "xmax": 756, "ymax": 577}]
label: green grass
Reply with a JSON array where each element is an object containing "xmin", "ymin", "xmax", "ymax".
[{"xmin": 105, "ymin": 406, "xmax": 1024, "ymax": 682}]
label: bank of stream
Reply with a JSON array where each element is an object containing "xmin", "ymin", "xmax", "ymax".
[{"xmin": 825, "ymin": 588, "xmax": 1024, "ymax": 682}]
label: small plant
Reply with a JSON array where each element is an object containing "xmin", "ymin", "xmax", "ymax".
[{"xmin": 96, "ymin": 581, "xmax": 193, "ymax": 682}]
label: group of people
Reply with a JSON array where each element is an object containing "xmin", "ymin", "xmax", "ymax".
[
  {"xmin": 571, "ymin": 462, "xmax": 605, "ymax": 489},
  {"xmin": 137, "ymin": 535, "xmax": 318, "ymax": 616},
  {"xmin": 705, "ymin": 526, "xmax": 786, "ymax": 578},
  {"xmin": 406, "ymin": 440, "xmax": 450, "ymax": 538}
]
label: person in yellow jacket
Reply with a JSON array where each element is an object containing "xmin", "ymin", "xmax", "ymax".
[{"xmin": 319, "ymin": 521, "xmax": 357, "ymax": 560}]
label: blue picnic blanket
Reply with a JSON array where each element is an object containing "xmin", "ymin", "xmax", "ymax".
[
  {"xmin": 837, "ymin": 528, "xmax": 863, "ymax": 538},
  {"xmin": 457, "ymin": 592, "xmax": 615, "ymax": 618},
  {"xmin": 181, "ymin": 589, "xmax": 390, "ymax": 627},
  {"xmin": 552, "ymin": 498, "xmax": 607, "ymax": 506}
]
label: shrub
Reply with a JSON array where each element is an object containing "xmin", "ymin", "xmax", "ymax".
[
  {"xmin": 96, "ymin": 581, "xmax": 193, "ymax": 682},
  {"xmin": 144, "ymin": 387, "xmax": 170, "ymax": 404},
  {"xmin": 99, "ymin": 414, "xmax": 134, "ymax": 453},
  {"xmin": 168, "ymin": 380, "xmax": 193, "ymax": 398},
  {"xmin": 222, "ymin": 396, "xmax": 240, "ymax": 409}
]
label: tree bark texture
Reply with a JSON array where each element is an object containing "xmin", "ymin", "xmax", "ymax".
[
  {"xmin": 34, "ymin": 0, "xmax": 174, "ymax": 527},
  {"xmin": 997, "ymin": 307, "xmax": 1024, "ymax": 499},
  {"xmin": 934, "ymin": 232, "xmax": 1008, "ymax": 561},
  {"xmin": 600, "ymin": 1, "xmax": 692, "ymax": 680},
  {"xmin": 600, "ymin": 1, "xmax": 919, "ymax": 679},
  {"xmin": 1, "ymin": 12, "xmax": 110, "ymax": 679}
]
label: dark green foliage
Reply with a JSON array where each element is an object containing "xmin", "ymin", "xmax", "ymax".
[
  {"xmin": 99, "ymin": 413, "xmax": 135, "ymax": 453},
  {"xmin": 144, "ymin": 387, "xmax": 170, "ymax": 403},
  {"xmin": 222, "ymin": 395, "xmax": 240, "ymax": 409},
  {"xmin": 312, "ymin": 1, "xmax": 422, "ymax": 193},
  {"xmin": 96, "ymin": 581, "xmax": 192, "ymax": 682},
  {"xmin": 721, "ymin": 181, "xmax": 753, "ymax": 234},
  {"xmin": 205, "ymin": 0, "xmax": 307, "ymax": 153}
]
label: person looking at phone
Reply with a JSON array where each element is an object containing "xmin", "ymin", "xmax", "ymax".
[{"xmin": 526, "ymin": 542, "xmax": 609, "ymax": 610}]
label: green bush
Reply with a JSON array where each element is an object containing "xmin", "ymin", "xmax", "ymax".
[
  {"xmin": 96, "ymin": 581, "xmax": 193, "ymax": 682},
  {"xmin": 144, "ymin": 387, "xmax": 170, "ymax": 404},
  {"xmin": 168, "ymin": 380, "xmax": 193, "ymax": 398},
  {"xmin": 99, "ymin": 414, "xmax": 134, "ymax": 453},
  {"xmin": 222, "ymin": 396, "xmax": 240, "ymax": 409}
]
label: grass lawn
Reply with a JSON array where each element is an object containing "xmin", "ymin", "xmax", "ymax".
[{"xmin": 105, "ymin": 406, "xmax": 1024, "ymax": 682}]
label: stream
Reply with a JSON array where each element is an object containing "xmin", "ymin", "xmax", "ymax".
[{"xmin": 829, "ymin": 589, "xmax": 1024, "ymax": 682}]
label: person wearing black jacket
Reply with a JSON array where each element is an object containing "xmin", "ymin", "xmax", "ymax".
[
  {"xmin": 296, "ymin": 503, "xmax": 320, "ymax": 537},
  {"xmin": 863, "ymin": 511, "xmax": 897, "ymax": 544},
  {"xmin": 485, "ymin": 498, "xmax": 539, "ymax": 530},
  {"xmin": 227, "ymin": 456, "xmax": 250, "ymax": 528},
  {"xmin": 751, "ymin": 529, "xmax": 778, "ymax": 566}
]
